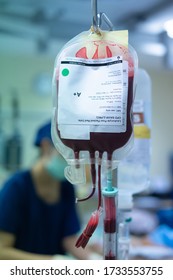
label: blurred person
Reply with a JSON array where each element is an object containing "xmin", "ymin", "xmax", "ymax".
[
  {"xmin": 131, "ymin": 222, "xmax": 173, "ymax": 249},
  {"xmin": 0, "ymin": 121, "xmax": 102, "ymax": 260},
  {"xmin": 146, "ymin": 224, "xmax": 173, "ymax": 248}
]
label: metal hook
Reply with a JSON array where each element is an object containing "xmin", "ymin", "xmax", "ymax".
[
  {"xmin": 100, "ymin": 13, "xmax": 114, "ymax": 31},
  {"xmin": 91, "ymin": 0, "xmax": 114, "ymax": 32}
]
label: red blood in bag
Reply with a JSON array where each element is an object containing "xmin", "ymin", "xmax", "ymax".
[
  {"xmin": 76, "ymin": 47, "xmax": 88, "ymax": 59},
  {"xmin": 56, "ymin": 42, "xmax": 134, "ymax": 161},
  {"xmin": 106, "ymin": 46, "xmax": 113, "ymax": 57},
  {"xmin": 76, "ymin": 45, "xmax": 112, "ymax": 59}
]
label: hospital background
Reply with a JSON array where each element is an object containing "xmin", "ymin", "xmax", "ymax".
[{"xmin": 0, "ymin": 0, "xmax": 173, "ymax": 259}]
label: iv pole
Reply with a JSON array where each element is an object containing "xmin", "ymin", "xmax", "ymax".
[{"xmin": 91, "ymin": 0, "xmax": 119, "ymax": 260}]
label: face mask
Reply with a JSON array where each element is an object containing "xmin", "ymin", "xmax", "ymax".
[{"xmin": 45, "ymin": 155, "xmax": 67, "ymax": 181}]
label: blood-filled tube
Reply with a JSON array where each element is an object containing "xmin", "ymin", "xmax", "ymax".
[{"xmin": 102, "ymin": 169, "xmax": 118, "ymax": 260}]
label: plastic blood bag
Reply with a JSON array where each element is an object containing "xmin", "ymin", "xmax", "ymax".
[
  {"xmin": 52, "ymin": 28, "xmax": 138, "ymax": 250},
  {"xmin": 52, "ymin": 30, "xmax": 137, "ymax": 163}
]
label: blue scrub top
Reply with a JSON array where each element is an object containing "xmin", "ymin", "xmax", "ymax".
[
  {"xmin": 0, "ymin": 170, "xmax": 81, "ymax": 255},
  {"xmin": 148, "ymin": 224, "xmax": 173, "ymax": 248}
]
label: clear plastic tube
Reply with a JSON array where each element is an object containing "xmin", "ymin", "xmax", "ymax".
[
  {"xmin": 118, "ymin": 215, "xmax": 131, "ymax": 260},
  {"xmin": 104, "ymin": 232, "xmax": 117, "ymax": 260},
  {"xmin": 117, "ymin": 192, "xmax": 133, "ymax": 260}
]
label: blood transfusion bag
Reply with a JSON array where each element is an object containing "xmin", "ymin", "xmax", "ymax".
[
  {"xmin": 51, "ymin": 28, "xmax": 138, "ymax": 252},
  {"xmin": 52, "ymin": 29, "xmax": 138, "ymax": 185}
]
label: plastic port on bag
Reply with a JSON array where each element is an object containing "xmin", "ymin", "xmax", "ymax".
[{"xmin": 64, "ymin": 160, "xmax": 86, "ymax": 185}]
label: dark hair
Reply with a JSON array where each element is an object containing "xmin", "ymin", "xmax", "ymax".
[{"xmin": 33, "ymin": 121, "xmax": 52, "ymax": 147}]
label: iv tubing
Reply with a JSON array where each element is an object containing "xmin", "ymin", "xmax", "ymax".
[{"xmin": 76, "ymin": 161, "xmax": 96, "ymax": 202}]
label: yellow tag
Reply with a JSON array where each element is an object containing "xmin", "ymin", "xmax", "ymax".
[
  {"xmin": 134, "ymin": 125, "xmax": 151, "ymax": 139},
  {"xmin": 104, "ymin": 30, "xmax": 128, "ymax": 47},
  {"xmin": 88, "ymin": 29, "xmax": 128, "ymax": 47}
]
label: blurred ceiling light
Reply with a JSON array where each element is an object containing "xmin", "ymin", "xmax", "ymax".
[
  {"xmin": 164, "ymin": 19, "xmax": 173, "ymax": 38},
  {"xmin": 162, "ymin": 30, "xmax": 173, "ymax": 69},
  {"xmin": 140, "ymin": 42, "xmax": 166, "ymax": 57}
]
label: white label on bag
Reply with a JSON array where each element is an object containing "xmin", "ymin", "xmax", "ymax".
[{"xmin": 58, "ymin": 56, "xmax": 128, "ymax": 140}]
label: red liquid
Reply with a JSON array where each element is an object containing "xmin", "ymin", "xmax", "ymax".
[
  {"xmin": 104, "ymin": 196, "xmax": 116, "ymax": 233},
  {"xmin": 105, "ymin": 255, "xmax": 116, "ymax": 260},
  {"xmin": 56, "ymin": 76, "xmax": 134, "ymax": 161},
  {"xmin": 104, "ymin": 220, "xmax": 116, "ymax": 233}
]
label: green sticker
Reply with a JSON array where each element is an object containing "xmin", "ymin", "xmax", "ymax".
[{"xmin": 62, "ymin": 68, "xmax": 69, "ymax": 76}]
